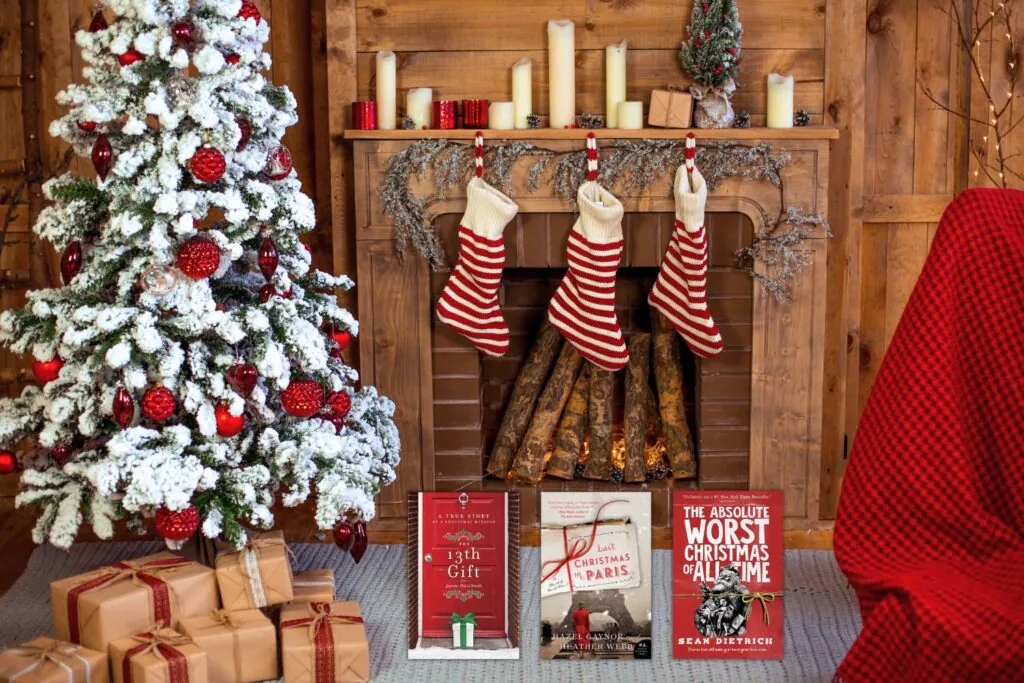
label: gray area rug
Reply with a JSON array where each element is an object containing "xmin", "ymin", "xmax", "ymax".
[{"xmin": 0, "ymin": 542, "xmax": 860, "ymax": 682}]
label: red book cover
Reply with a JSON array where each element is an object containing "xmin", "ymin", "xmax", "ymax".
[{"xmin": 672, "ymin": 490, "xmax": 784, "ymax": 659}]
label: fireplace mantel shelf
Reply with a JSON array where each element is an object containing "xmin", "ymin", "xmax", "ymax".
[{"xmin": 342, "ymin": 126, "xmax": 839, "ymax": 141}]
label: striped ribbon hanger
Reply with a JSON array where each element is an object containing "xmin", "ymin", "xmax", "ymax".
[
  {"xmin": 474, "ymin": 131, "xmax": 484, "ymax": 178},
  {"xmin": 586, "ymin": 132, "xmax": 599, "ymax": 181},
  {"xmin": 685, "ymin": 132, "xmax": 697, "ymax": 172}
]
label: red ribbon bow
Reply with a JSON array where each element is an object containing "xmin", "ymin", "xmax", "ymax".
[
  {"xmin": 280, "ymin": 602, "xmax": 365, "ymax": 683},
  {"xmin": 541, "ymin": 499, "xmax": 627, "ymax": 590},
  {"xmin": 122, "ymin": 629, "xmax": 194, "ymax": 683}
]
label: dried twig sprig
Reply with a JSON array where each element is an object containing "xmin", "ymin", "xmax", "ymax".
[{"xmin": 736, "ymin": 206, "xmax": 832, "ymax": 302}]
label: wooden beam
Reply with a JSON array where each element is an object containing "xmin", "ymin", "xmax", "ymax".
[
  {"xmin": 343, "ymin": 127, "xmax": 840, "ymax": 141},
  {"xmin": 862, "ymin": 193, "xmax": 954, "ymax": 223}
]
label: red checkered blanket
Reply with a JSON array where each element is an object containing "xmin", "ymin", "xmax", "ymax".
[{"xmin": 834, "ymin": 188, "xmax": 1024, "ymax": 682}]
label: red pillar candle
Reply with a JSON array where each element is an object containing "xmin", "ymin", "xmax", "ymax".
[
  {"xmin": 432, "ymin": 100, "xmax": 457, "ymax": 130},
  {"xmin": 352, "ymin": 101, "xmax": 377, "ymax": 130},
  {"xmin": 462, "ymin": 99, "xmax": 489, "ymax": 128}
]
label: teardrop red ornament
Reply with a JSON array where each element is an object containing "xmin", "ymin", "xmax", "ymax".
[
  {"xmin": 189, "ymin": 146, "xmax": 226, "ymax": 184},
  {"xmin": 113, "ymin": 387, "xmax": 135, "ymax": 429},
  {"xmin": 0, "ymin": 450, "xmax": 16, "ymax": 475},
  {"xmin": 215, "ymin": 404, "xmax": 245, "ymax": 437},
  {"xmin": 77, "ymin": 121, "xmax": 97, "ymax": 132},
  {"xmin": 92, "ymin": 133, "xmax": 113, "ymax": 181},
  {"xmin": 141, "ymin": 386, "xmax": 176, "ymax": 421},
  {"xmin": 117, "ymin": 49, "xmax": 144, "ymax": 67},
  {"xmin": 32, "ymin": 357, "xmax": 64, "ymax": 385},
  {"xmin": 259, "ymin": 285, "xmax": 280, "ymax": 303},
  {"xmin": 236, "ymin": 117, "xmax": 252, "ymax": 151},
  {"xmin": 89, "ymin": 9, "xmax": 108, "ymax": 32},
  {"xmin": 351, "ymin": 520, "xmax": 368, "ymax": 563},
  {"xmin": 327, "ymin": 391, "xmax": 351, "ymax": 419},
  {"xmin": 227, "ymin": 363, "xmax": 259, "ymax": 397},
  {"xmin": 61, "ymin": 241, "xmax": 82, "ymax": 284},
  {"xmin": 264, "ymin": 145, "xmax": 293, "ymax": 181},
  {"xmin": 281, "ymin": 379, "xmax": 324, "ymax": 417},
  {"xmin": 238, "ymin": 0, "xmax": 263, "ymax": 24},
  {"xmin": 258, "ymin": 236, "xmax": 279, "ymax": 280},
  {"xmin": 332, "ymin": 519, "xmax": 354, "ymax": 551},
  {"xmin": 155, "ymin": 505, "xmax": 199, "ymax": 548},
  {"xmin": 171, "ymin": 21, "xmax": 195, "ymax": 50}
]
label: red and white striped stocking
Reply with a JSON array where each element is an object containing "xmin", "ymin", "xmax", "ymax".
[
  {"xmin": 648, "ymin": 135, "xmax": 724, "ymax": 359},
  {"xmin": 435, "ymin": 134, "xmax": 519, "ymax": 356}
]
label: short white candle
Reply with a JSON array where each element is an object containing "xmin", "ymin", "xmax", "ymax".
[
  {"xmin": 547, "ymin": 20, "xmax": 576, "ymax": 128},
  {"xmin": 617, "ymin": 101, "xmax": 643, "ymax": 130},
  {"xmin": 766, "ymin": 73, "xmax": 795, "ymax": 129},
  {"xmin": 375, "ymin": 51, "xmax": 397, "ymax": 130},
  {"xmin": 605, "ymin": 40, "xmax": 627, "ymax": 128},
  {"xmin": 406, "ymin": 87, "xmax": 433, "ymax": 129},
  {"xmin": 489, "ymin": 101, "xmax": 515, "ymax": 130},
  {"xmin": 511, "ymin": 57, "xmax": 533, "ymax": 129}
]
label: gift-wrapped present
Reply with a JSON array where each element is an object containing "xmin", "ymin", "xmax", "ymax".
[
  {"xmin": 178, "ymin": 609, "xmax": 277, "ymax": 683},
  {"xmin": 280, "ymin": 602, "xmax": 368, "ymax": 683},
  {"xmin": 0, "ymin": 638, "xmax": 108, "ymax": 683},
  {"xmin": 109, "ymin": 628, "xmax": 207, "ymax": 683},
  {"xmin": 449, "ymin": 613, "xmax": 476, "ymax": 649},
  {"xmin": 291, "ymin": 570, "xmax": 335, "ymax": 604},
  {"xmin": 215, "ymin": 531, "xmax": 294, "ymax": 611},
  {"xmin": 51, "ymin": 552, "xmax": 220, "ymax": 652},
  {"xmin": 648, "ymin": 89, "xmax": 693, "ymax": 128}
]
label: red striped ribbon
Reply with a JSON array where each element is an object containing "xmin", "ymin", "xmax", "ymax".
[
  {"xmin": 474, "ymin": 132, "xmax": 484, "ymax": 178},
  {"xmin": 685, "ymin": 132, "xmax": 697, "ymax": 173},
  {"xmin": 586, "ymin": 132, "xmax": 599, "ymax": 181},
  {"xmin": 121, "ymin": 631, "xmax": 193, "ymax": 683},
  {"xmin": 281, "ymin": 603, "xmax": 366, "ymax": 683}
]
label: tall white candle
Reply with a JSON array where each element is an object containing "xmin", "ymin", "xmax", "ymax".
[
  {"xmin": 605, "ymin": 40, "xmax": 627, "ymax": 128},
  {"xmin": 375, "ymin": 51, "xmax": 397, "ymax": 130},
  {"xmin": 617, "ymin": 101, "xmax": 643, "ymax": 130},
  {"xmin": 511, "ymin": 57, "xmax": 533, "ymax": 129},
  {"xmin": 547, "ymin": 20, "xmax": 576, "ymax": 129},
  {"xmin": 489, "ymin": 101, "xmax": 515, "ymax": 130},
  {"xmin": 766, "ymin": 73, "xmax": 795, "ymax": 129},
  {"xmin": 406, "ymin": 87, "xmax": 432, "ymax": 129}
]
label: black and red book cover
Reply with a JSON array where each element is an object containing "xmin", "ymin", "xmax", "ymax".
[{"xmin": 672, "ymin": 490, "xmax": 784, "ymax": 659}]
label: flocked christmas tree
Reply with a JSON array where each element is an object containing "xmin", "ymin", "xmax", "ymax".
[
  {"xmin": 680, "ymin": 0, "xmax": 743, "ymax": 128},
  {"xmin": 0, "ymin": 0, "xmax": 401, "ymax": 557}
]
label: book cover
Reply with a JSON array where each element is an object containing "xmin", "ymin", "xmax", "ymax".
[
  {"xmin": 407, "ymin": 491, "xmax": 520, "ymax": 659},
  {"xmin": 672, "ymin": 490, "xmax": 784, "ymax": 659},
  {"xmin": 540, "ymin": 492, "xmax": 652, "ymax": 660}
]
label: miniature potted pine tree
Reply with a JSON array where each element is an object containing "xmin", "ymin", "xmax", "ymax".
[
  {"xmin": 681, "ymin": 0, "xmax": 744, "ymax": 128},
  {"xmin": 0, "ymin": 0, "xmax": 400, "ymax": 561}
]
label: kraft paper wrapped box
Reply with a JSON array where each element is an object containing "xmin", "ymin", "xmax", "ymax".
[
  {"xmin": 648, "ymin": 89, "xmax": 694, "ymax": 128},
  {"xmin": 109, "ymin": 628, "xmax": 207, "ymax": 683},
  {"xmin": 279, "ymin": 602, "xmax": 369, "ymax": 683},
  {"xmin": 291, "ymin": 570, "xmax": 335, "ymax": 603},
  {"xmin": 215, "ymin": 531, "xmax": 294, "ymax": 611},
  {"xmin": 50, "ymin": 552, "xmax": 220, "ymax": 652},
  {"xmin": 0, "ymin": 637, "xmax": 108, "ymax": 683},
  {"xmin": 178, "ymin": 609, "xmax": 277, "ymax": 683}
]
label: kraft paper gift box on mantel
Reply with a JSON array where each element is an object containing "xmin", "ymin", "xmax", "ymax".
[
  {"xmin": 648, "ymin": 88, "xmax": 694, "ymax": 128},
  {"xmin": 50, "ymin": 552, "xmax": 220, "ymax": 653},
  {"xmin": 279, "ymin": 602, "xmax": 369, "ymax": 683},
  {"xmin": 449, "ymin": 613, "xmax": 476, "ymax": 649},
  {"xmin": 178, "ymin": 609, "xmax": 277, "ymax": 683},
  {"xmin": 215, "ymin": 531, "xmax": 294, "ymax": 611},
  {"xmin": 109, "ymin": 628, "xmax": 208, "ymax": 683},
  {"xmin": 290, "ymin": 569, "xmax": 336, "ymax": 604},
  {"xmin": 0, "ymin": 637, "xmax": 108, "ymax": 683}
]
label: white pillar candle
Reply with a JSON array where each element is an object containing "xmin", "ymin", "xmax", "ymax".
[
  {"xmin": 406, "ymin": 87, "xmax": 432, "ymax": 129},
  {"xmin": 489, "ymin": 101, "xmax": 515, "ymax": 130},
  {"xmin": 617, "ymin": 101, "xmax": 643, "ymax": 130},
  {"xmin": 547, "ymin": 20, "xmax": 576, "ymax": 129},
  {"xmin": 511, "ymin": 57, "xmax": 533, "ymax": 129},
  {"xmin": 375, "ymin": 51, "xmax": 397, "ymax": 130},
  {"xmin": 766, "ymin": 73, "xmax": 795, "ymax": 129},
  {"xmin": 605, "ymin": 40, "xmax": 627, "ymax": 128}
]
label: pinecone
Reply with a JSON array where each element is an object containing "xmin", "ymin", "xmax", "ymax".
[
  {"xmin": 573, "ymin": 462, "xmax": 586, "ymax": 479},
  {"xmin": 401, "ymin": 116, "xmax": 416, "ymax": 130},
  {"xmin": 527, "ymin": 113, "xmax": 541, "ymax": 129},
  {"xmin": 794, "ymin": 109, "xmax": 811, "ymax": 127},
  {"xmin": 576, "ymin": 113, "xmax": 605, "ymax": 129},
  {"xmin": 610, "ymin": 467, "xmax": 625, "ymax": 483},
  {"xmin": 733, "ymin": 111, "xmax": 751, "ymax": 129},
  {"xmin": 646, "ymin": 460, "xmax": 671, "ymax": 481}
]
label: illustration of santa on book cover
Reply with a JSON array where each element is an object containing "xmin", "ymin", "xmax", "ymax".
[{"xmin": 673, "ymin": 490, "xmax": 784, "ymax": 659}]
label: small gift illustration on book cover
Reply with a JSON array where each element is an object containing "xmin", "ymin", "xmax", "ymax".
[
  {"xmin": 673, "ymin": 490, "xmax": 784, "ymax": 660},
  {"xmin": 540, "ymin": 492, "xmax": 652, "ymax": 660}
]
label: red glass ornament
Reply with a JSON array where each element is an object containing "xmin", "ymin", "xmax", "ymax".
[
  {"xmin": 264, "ymin": 145, "xmax": 293, "ymax": 180},
  {"xmin": 321, "ymin": 413, "xmax": 345, "ymax": 434},
  {"xmin": 89, "ymin": 10, "xmax": 108, "ymax": 33},
  {"xmin": 226, "ymin": 53, "xmax": 240, "ymax": 65},
  {"xmin": 236, "ymin": 117, "xmax": 252, "ymax": 151},
  {"xmin": 52, "ymin": 444, "xmax": 74, "ymax": 467},
  {"xmin": 32, "ymin": 358, "xmax": 64, "ymax": 385},
  {"xmin": 327, "ymin": 391, "xmax": 352, "ymax": 419},
  {"xmin": 0, "ymin": 450, "xmax": 16, "ymax": 475},
  {"xmin": 259, "ymin": 284, "xmax": 277, "ymax": 303},
  {"xmin": 177, "ymin": 238, "xmax": 221, "ymax": 279},
  {"xmin": 258, "ymin": 236, "xmax": 279, "ymax": 280},
  {"xmin": 141, "ymin": 386, "xmax": 176, "ymax": 421},
  {"xmin": 171, "ymin": 21, "xmax": 195, "ymax": 50},
  {"xmin": 281, "ymin": 379, "xmax": 324, "ymax": 417},
  {"xmin": 61, "ymin": 240, "xmax": 82, "ymax": 284},
  {"xmin": 215, "ymin": 404, "xmax": 245, "ymax": 437},
  {"xmin": 113, "ymin": 387, "xmax": 135, "ymax": 429},
  {"xmin": 351, "ymin": 520, "xmax": 368, "ymax": 563},
  {"xmin": 155, "ymin": 505, "xmax": 199, "ymax": 547},
  {"xmin": 77, "ymin": 121, "xmax": 97, "ymax": 132},
  {"xmin": 227, "ymin": 363, "xmax": 259, "ymax": 397},
  {"xmin": 332, "ymin": 519, "xmax": 354, "ymax": 551},
  {"xmin": 189, "ymin": 146, "xmax": 226, "ymax": 184},
  {"xmin": 117, "ymin": 49, "xmax": 144, "ymax": 67},
  {"xmin": 92, "ymin": 133, "xmax": 113, "ymax": 181},
  {"xmin": 238, "ymin": 0, "xmax": 263, "ymax": 23},
  {"xmin": 331, "ymin": 329, "xmax": 352, "ymax": 352}
]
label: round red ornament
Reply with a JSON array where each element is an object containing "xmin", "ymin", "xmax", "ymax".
[
  {"xmin": 264, "ymin": 145, "xmax": 293, "ymax": 180},
  {"xmin": 226, "ymin": 53, "xmax": 240, "ymax": 65},
  {"xmin": 155, "ymin": 505, "xmax": 199, "ymax": 548},
  {"xmin": 0, "ymin": 450, "xmax": 16, "ymax": 475},
  {"xmin": 189, "ymin": 146, "xmax": 226, "ymax": 184},
  {"xmin": 92, "ymin": 133, "xmax": 113, "ymax": 181},
  {"xmin": 117, "ymin": 49, "xmax": 144, "ymax": 67},
  {"xmin": 238, "ymin": 1, "xmax": 263, "ymax": 23},
  {"xmin": 52, "ymin": 444, "xmax": 74, "ymax": 467},
  {"xmin": 351, "ymin": 520, "xmax": 368, "ymax": 563},
  {"xmin": 332, "ymin": 519, "xmax": 354, "ymax": 551},
  {"xmin": 331, "ymin": 329, "xmax": 352, "ymax": 352},
  {"xmin": 77, "ymin": 121, "xmax": 97, "ymax": 133},
  {"xmin": 227, "ymin": 363, "xmax": 259, "ymax": 397},
  {"xmin": 327, "ymin": 391, "xmax": 352, "ymax": 419},
  {"xmin": 259, "ymin": 284, "xmax": 277, "ymax": 303},
  {"xmin": 236, "ymin": 117, "xmax": 252, "ymax": 151},
  {"xmin": 32, "ymin": 357, "xmax": 64, "ymax": 385},
  {"xmin": 177, "ymin": 238, "xmax": 221, "ymax": 279},
  {"xmin": 171, "ymin": 21, "xmax": 195, "ymax": 50},
  {"xmin": 281, "ymin": 379, "xmax": 324, "ymax": 418},
  {"xmin": 141, "ymin": 386, "xmax": 176, "ymax": 421},
  {"xmin": 215, "ymin": 404, "xmax": 245, "ymax": 437},
  {"xmin": 89, "ymin": 10, "xmax": 108, "ymax": 33},
  {"xmin": 61, "ymin": 240, "xmax": 82, "ymax": 284},
  {"xmin": 258, "ymin": 236, "xmax": 279, "ymax": 280}
]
